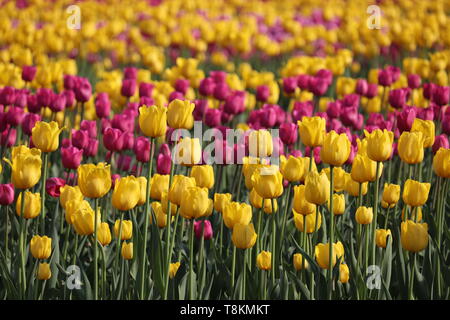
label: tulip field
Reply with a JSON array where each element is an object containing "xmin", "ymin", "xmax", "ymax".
[{"xmin": 1, "ymin": 0, "xmax": 450, "ymax": 302}]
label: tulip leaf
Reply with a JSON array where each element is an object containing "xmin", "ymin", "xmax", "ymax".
[
  {"xmin": 0, "ymin": 249, "xmax": 19, "ymax": 299},
  {"xmin": 289, "ymin": 234, "xmax": 319, "ymax": 275}
]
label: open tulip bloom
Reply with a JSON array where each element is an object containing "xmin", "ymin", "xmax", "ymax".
[{"xmin": 0, "ymin": 0, "xmax": 449, "ymax": 303}]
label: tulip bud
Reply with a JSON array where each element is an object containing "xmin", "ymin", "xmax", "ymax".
[
  {"xmin": 30, "ymin": 235, "xmax": 52, "ymax": 259},
  {"xmin": 305, "ymin": 171, "xmax": 330, "ymax": 205},
  {"xmin": 293, "ymin": 253, "xmax": 309, "ymax": 270},
  {"xmin": 114, "ymin": 219, "xmax": 133, "ymax": 240},
  {"xmin": 339, "ymin": 264, "xmax": 350, "ymax": 283},
  {"xmin": 231, "ymin": 223, "xmax": 257, "ymax": 249},
  {"xmin": 401, "ymin": 220, "xmax": 428, "ymax": 252},
  {"xmin": 22, "ymin": 65, "xmax": 37, "ymax": 82},
  {"xmin": 293, "ymin": 210, "xmax": 322, "ymax": 233},
  {"xmin": 402, "ymin": 179, "xmax": 431, "ymax": 207},
  {"xmin": 46, "ymin": 177, "xmax": 65, "ymax": 197},
  {"xmin": 328, "ymin": 193, "xmax": 345, "ymax": 216},
  {"xmin": 376, "ymin": 229, "xmax": 392, "ymax": 248},
  {"xmin": 0, "ymin": 184, "xmax": 14, "ymax": 205},
  {"xmin": 279, "ymin": 123, "xmax": 298, "ymax": 146},
  {"xmin": 256, "ymin": 251, "xmax": 272, "ymax": 270},
  {"xmin": 121, "ymin": 242, "xmax": 133, "ymax": 260},
  {"xmin": 169, "ymin": 262, "xmax": 181, "ymax": 279},
  {"xmin": 433, "ymin": 147, "xmax": 450, "ymax": 178},
  {"xmin": 398, "ymin": 131, "xmax": 426, "ymax": 164},
  {"xmin": 411, "ymin": 119, "xmax": 435, "ymax": 148},
  {"xmin": 194, "ymin": 220, "xmax": 213, "ymax": 240},
  {"xmin": 190, "ymin": 165, "xmax": 214, "ymax": 189},
  {"xmin": 180, "ymin": 186, "xmax": 209, "ymax": 219},
  {"xmin": 37, "ymin": 263, "xmax": 51, "ymax": 280},
  {"xmin": 95, "ymin": 93, "xmax": 111, "ymax": 119},
  {"xmin": 16, "ymin": 191, "xmax": 41, "ymax": 219},
  {"xmin": 112, "ymin": 176, "xmax": 140, "ymax": 211},
  {"xmin": 61, "ymin": 146, "xmax": 83, "ymax": 170},
  {"xmin": 167, "ymin": 99, "xmax": 194, "ymax": 129},
  {"xmin": 382, "ymin": 183, "xmax": 400, "ymax": 206},
  {"xmin": 315, "ymin": 242, "xmax": 344, "ymax": 269},
  {"xmin": 355, "ymin": 206, "xmax": 373, "ymax": 225},
  {"xmin": 121, "ymin": 79, "xmax": 137, "ymax": 98},
  {"xmin": 98, "ymin": 222, "xmax": 112, "ymax": 246}
]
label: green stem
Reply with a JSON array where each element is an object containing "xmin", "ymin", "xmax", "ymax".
[
  {"xmin": 242, "ymin": 249, "xmax": 247, "ymax": 300},
  {"xmin": 384, "ymin": 207, "xmax": 390, "ymax": 229},
  {"xmin": 371, "ymin": 162, "xmax": 381, "ymax": 267},
  {"xmin": 327, "ymin": 165, "xmax": 334, "ymax": 300},
  {"xmin": 408, "ymin": 253, "xmax": 416, "ymax": 300},
  {"xmin": 364, "ymin": 225, "xmax": 370, "ymax": 299},
  {"xmin": 40, "ymin": 152, "xmax": 49, "ymax": 234},
  {"xmin": 188, "ymin": 219, "xmax": 195, "ymax": 299},
  {"xmin": 231, "ymin": 245, "xmax": 236, "ymax": 295},
  {"xmin": 271, "ymin": 209, "xmax": 276, "ymax": 286},
  {"xmin": 94, "ymin": 198, "xmax": 99, "ymax": 300},
  {"xmin": 19, "ymin": 190, "xmax": 27, "ymax": 300}
]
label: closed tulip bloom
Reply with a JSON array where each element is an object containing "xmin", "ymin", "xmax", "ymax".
[
  {"xmin": 168, "ymin": 175, "xmax": 196, "ymax": 206},
  {"xmin": 251, "ymin": 165, "xmax": 283, "ymax": 199},
  {"xmin": 149, "ymin": 174, "xmax": 170, "ymax": 200},
  {"xmin": 293, "ymin": 253, "xmax": 309, "ymax": 271},
  {"xmin": 98, "ymin": 222, "xmax": 112, "ymax": 246},
  {"xmin": 402, "ymin": 179, "xmax": 431, "ymax": 207},
  {"xmin": 194, "ymin": 220, "xmax": 213, "ymax": 240},
  {"xmin": 77, "ymin": 163, "xmax": 112, "ymax": 198},
  {"xmin": 328, "ymin": 193, "xmax": 345, "ymax": 215},
  {"xmin": 37, "ymin": 263, "xmax": 51, "ymax": 280},
  {"xmin": 351, "ymin": 154, "xmax": 383, "ymax": 183},
  {"xmin": 72, "ymin": 202, "xmax": 100, "ymax": 235},
  {"xmin": 0, "ymin": 183, "xmax": 14, "ymax": 205},
  {"xmin": 213, "ymin": 193, "xmax": 232, "ymax": 213},
  {"xmin": 16, "ymin": 191, "xmax": 41, "ymax": 219},
  {"xmin": 382, "ymin": 183, "xmax": 400, "ymax": 205},
  {"xmin": 298, "ymin": 116, "xmax": 326, "ymax": 147},
  {"xmin": 315, "ymin": 242, "xmax": 344, "ymax": 269},
  {"xmin": 161, "ymin": 191, "xmax": 178, "ymax": 216},
  {"xmin": 223, "ymin": 202, "xmax": 252, "ymax": 229},
  {"xmin": 150, "ymin": 202, "xmax": 173, "ymax": 228},
  {"xmin": 292, "ymin": 185, "xmax": 316, "ymax": 215},
  {"xmin": 322, "ymin": 166, "xmax": 347, "ymax": 191},
  {"xmin": 232, "ymin": 223, "xmax": 257, "ymax": 249},
  {"xmin": 59, "ymin": 185, "xmax": 83, "ymax": 210},
  {"xmin": 339, "ymin": 264, "xmax": 350, "ymax": 283},
  {"xmin": 138, "ymin": 105, "xmax": 167, "ymax": 138},
  {"xmin": 411, "ymin": 119, "xmax": 435, "ymax": 148},
  {"xmin": 433, "ymin": 148, "xmax": 450, "ymax": 178},
  {"xmin": 121, "ymin": 242, "xmax": 133, "ymax": 260},
  {"xmin": 64, "ymin": 199, "xmax": 89, "ymax": 225},
  {"xmin": 345, "ymin": 174, "xmax": 368, "ymax": 197},
  {"xmin": 376, "ymin": 229, "xmax": 392, "ymax": 248},
  {"xmin": 180, "ymin": 186, "xmax": 209, "ymax": 219},
  {"xmin": 167, "ymin": 99, "xmax": 195, "ymax": 129},
  {"xmin": 46, "ymin": 177, "xmax": 65, "ymax": 197},
  {"xmin": 190, "ymin": 165, "xmax": 214, "ymax": 189},
  {"xmin": 355, "ymin": 206, "xmax": 373, "ymax": 225},
  {"xmin": 320, "ymin": 130, "xmax": 351, "ymax": 166},
  {"xmin": 6, "ymin": 145, "xmax": 42, "ymax": 189},
  {"xmin": 401, "ymin": 220, "xmax": 429, "ymax": 252},
  {"xmin": 31, "ymin": 121, "xmax": 64, "ymax": 153},
  {"xmin": 256, "ymin": 251, "xmax": 272, "ymax": 270},
  {"xmin": 293, "ymin": 210, "xmax": 322, "ymax": 233},
  {"xmin": 249, "ymin": 188, "xmax": 277, "ymax": 214},
  {"xmin": 30, "ymin": 235, "xmax": 52, "ymax": 259},
  {"xmin": 398, "ymin": 131, "xmax": 426, "ymax": 164},
  {"xmin": 174, "ymin": 137, "xmax": 202, "ymax": 166},
  {"xmin": 169, "ymin": 262, "xmax": 181, "ymax": 279},
  {"xmin": 305, "ymin": 171, "xmax": 330, "ymax": 205},
  {"xmin": 136, "ymin": 177, "xmax": 147, "ymax": 206},
  {"xmin": 248, "ymin": 130, "xmax": 273, "ymax": 158},
  {"xmin": 114, "ymin": 220, "xmax": 133, "ymax": 240},
  {"xmin": 61, "ymin": 146, "xmax": 83, "ymax": 170},
  {"xmin": 363, "ymin": 129, "xmax": 394, "ymax": 162},
  {"xmin": 280, "ymin": 155, "xmax": 305, "ymax": 182}
]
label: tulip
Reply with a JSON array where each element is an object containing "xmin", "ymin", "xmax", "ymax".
[
  {"xmin": 315, "ymin": 242, "xmax": 344, "ymax": 269},
  {"xmin": 432, "ymin": 86, "xmax": 449, "ymax": 106},
  {"xmin": 190, "ymin": 165, "xmax": 214, "ymax": 189},
  {"xmin": 30, "ymin": 235, "xmax": 51, "ymax": 259},
  {"xmin": 249, "ymin": 188, "xmax": 277, "ymax": 214},
  {"xmin": 280, "ymin": 155, "xmax": 305, "ymax": 182},
  {"xmin": 180, "ymin": 186, "xmax": 209, "ymax": 219},
  {"xmin": 148, "ymin": 174, "xmax": 170, "ymax": 201},
  {"xmin": 298, "ymin": 116, "xmax": 326, "ymax": 147},
  {"xmin": 279, "ymin": 123, "xmax": 298, "ymax": 145},
  {"xmin": 232, "ymin": 223, "xmax": 257, "ymax": 249},
  {"xmin": 411, "ymin": 119, "xmax": 435, "ymax": 148},
  {"xmin": 112, "ymin": 176, "xmax": 141, "ymax": 211},
  {"xmin": 114, "ymin": 220, "xmax": 133, "ymax": 240},
  {"xmin": 103, "ymin": 128, "xmax": 125, "ymax": 152},
  {"xmin": 37, "ymin": 263, "xmax": 51, "ymax": 280},
  {"xmin": 293, "ymin": 210, "xmax": 322, "ymax": 233},
  {"xmin": 251, "ymin": 165, "xmax": 283, "ymax": 199},
  {"xmin": 328, "ymin": 193, "xmax": 345, "ymax": 215},
  {"xmin": 59, "ymin": 185, "xmax": 83, "ymax": 210},
  {"xmin": 213, "ymin": 193, "xmax": 232, "ymax": 213},
  {"xmin": 72, "ymin": 201, "xmax": 100, "ymax": 235},
  {"xmin": 402, "ymin": 179, "xmax": 431, "ymax": 207},
  {"xmin": 150, "ymin": 202, "xmax": 171, "ymax": 228},
  {"xmin": 364, "ymin": 129, "xmax": 394, "ymax": 162},
  {"xmin": 138, "ymin": 105, "xmax": 167, "ymax": 138},
  {"xmin": 71, "ymin": 129, "xmax": 89, "ymax": 150},
  {"xmin": 320, "ymin": 130, "xmax": 351, "ymax": 166},
  {"xmin": 382, "ymin": 184, "xmax": 400, "ymax": 206},
  {"xmin": 136, "ymin": 177, "xmax": 147, "ymax": 206},
  {"xmin": 174, "ymin": 137, "xmax": 202, "ymax": 166},
  {"xmin": 168, "ymin": 175, "xmax": 196, "ymax": 206},
  {"xmin": 61, "ymin": 146, "xmax": 83, "ymax": 170},
  {"xmin": 398, "ymin": 131, "xmax": 426, "ymax": 164},
  {"xmin": 305, "ymin": 171, "xmax": 330, "ymax": 205},
  {"xmin": 401, "ymin": 220, "xmax": 429, "ymax": 252},
  {"xmin": 248, "ymin": 130, "xmax": 273, "ymax": 158},
  {"xmin": 95, "ymin": 93, "xmax": 111, "ymax": 118},
  {"xmin": 194, "ymin": 220, "xmax": 213, "ymax": 240},
  {"xmin": 74, "ymin": 78, "xmax": 92, "ymax": 103},
  {"xmin": 21, "ymin": 113, "xmax": 41, "ymax": 136},
  {"xmin": 167, "ymin": 99, "xmax": 194, "ymax": 129},
  {"xmin": 77, "ymin": 163, "xmax": 112, "ymax": 198},
  {"xmin": 376, "ymin": 229, "xmax": 392, "ymax": 248},
  {"xmin": 292, "ymin": 185, "xmax": 316, "ymax": 215},
  {"xmin": 5, "ymin": 145, "xmax": 42, "ymax": 189},
  {"xmin": 22, "ymin": 65, "xmax": 37, "ymax": 82},
  {"xmin": 0, "ymin": 184, "xmax": 14, "ymax": 205},
  {"xmin": 169, "ymin": 262, "xmax": 181, "ymax": 279},
  {"xmin": 351, "ymin": 154, "xmax": 380, "ymax": 183},
  {"xmin": 432, "ymin": 135, "xmax": 449, "ymax": 154},
  {"xmin": 223, "ymin": 202, "xmax": 252, "ymax": 229},
  {"xmin": 45, "ymin": 177, "xmax": 65, "ymax": 197},
  {"xmin": 121, "ymin": 79, "xmax": 137, "ymax": 97},
  {"xmin": 16, "ymin": 191, "xmax": 41, "ymax": 219},
  {"xmin": 121, "ymin": 242, "xmax": 134, "ymax": 260},
  {"xmin": 345, "ymin": 174, "xmax": 368, "ymax": 197},
  {"xmin": 322, "ymin": 166, "xmax": 347, "ymax": 192},
  {"xmin": 256, "ymin": 251, "xmax": 272, "ymax": 270},
  {"xmin": 98, "ymin": 222, "xmax": 112, "ymax": 246},
  {"xmin": 355, "ymin": 206, "xmax": 373, "ymax": 225},
  {"xmin": 401, "ymin": 207, "xmax": 423, "ymax": 222},
  {"xmin": 293, "ymin": 253, "xmax": 309, "ymax": 271},
  {"xmin": 433, "ymin": 148, "xmax": 450, "ymax": 178},
  {"xmin": 157, "ymin": 144, "xmax": 171, "ymax": 175},
  {"xmin": 204, "ymin": 108, "xmax": 221, "ymax": 127},
  {"xmin": 339, "ymin": 264, "xmax": 350, "ymax": 283},
  {"xmin": 65, "ymin": 199, "xmax": 87, "ymax": 225}
]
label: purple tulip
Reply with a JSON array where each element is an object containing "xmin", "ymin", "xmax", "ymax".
[
  {"xmin": 432, "ymin": 134, "xmax": 449, "ymax": 154},
  {"xmin": 139, "ymin": 82, "xmax": 154, "ymax": 98},
  {"xmin": 283, "ymin": 77, "xmax": 298, "ymax": 94},
  {"xmin": 72, "ymin": 129, "xmax": 89, "ymax": 149},
  {"xmin": 199, "ymin": 77, "xmax": 216, "ymax": 96},
  {"xmin": 0, "ymin": 184, "xmax": 15, "ymax": 205},
  {"xmin": 46, "ymin": 177, "xmax": 66, "ymax": 197},
  {"xmin": 123, "ymin": 67, "xmax": 138, "ymax": 80},
  {"xmin": 432, "ymin": 86, "xmax": 449, "ymax": 106},
  {"xmin": 397, "ymin": 106, "xmax": 416, "ymax": 133},
  {"xmin": 95, "ymin": 93, "xmax": 111, "ymax": 118},
  {"xmin": 175, "ymin": 79, "xmax": 190, "ymax": 94},
  {"xmin": 194, "ymin": 220, "xmax": 213, "ymax": 240},
  {"xmin": 204, "ymin": 108, "xmax": 222, "ymax": 127},
  {"xmin": 279, "ymin": 123, "xmax": 298, "ymax": 145},
  {"xmin": 256, "ymin": 85, "xmax": 270, "ymax": 102},
  {"xmin": 407, "ymin": 74, "xmax": 421, "ymax": 89},
  {"xmin": 21, "ymin": 113, "xmax": 41, "ymax": 136},
  {"xmin": 74, "ymin": 78, "xmax": 92, "ymax": 103},
  {"xmin": 389, "ymin": 88, "xmax": 410, "ymax": 109},
  {"xmin": 292, "ymin": 101, "xmax": 314, "ymax": 122},
  {"xmin": 134, "ymin": 136, "xmax": 151, "ymax": 163},
  {"xmin": 103, "ymin": 127, "xmax": 125, "ymax": 152},
  {"xmin": 121, "ymin": 79, "xmax": 137, "ymax": 98},
  {"xmin": 22, "ymin": 66, "xmax": 37, "ymax": 82},
  {"xmin": 326, "ymin": 101, "xmax": 342, "ymax": 119},
  {"xmin": 356, "ymin": 79, "xmax": 368, "ymax": 96},
  {"xmin": 61, "ymin": 146, "xmax": 83, "ymax": 169}
]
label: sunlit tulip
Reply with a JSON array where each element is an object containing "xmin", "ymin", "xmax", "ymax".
[
  {"xmin": 16, "ymin": 191, "xmax": 41, "ymax": 219},
  {"xmin": 213, "ymin": 193, "xmax": 232, "ymax": 213},
  {"xmin": 190, "ymin": 165, "xmax": 215, "ymax": 189},
  {"xmin": 30, "ymin": 235, "xmax": 52, "ymax": 259},
  {"xmin": 402, "ymin": 179, "xmax": 431, "ymax": 207},
  {"xmin": 168, "ymin": 175, "xmax": 196, "ymax": 206},
  {"xmin": 293, "ymin": 210, "xmax": 322, "ymax": 233},
  {"xmin": 382, "ymin": 183, "xmax": 400, "ymax": 206},
  {"xmin": 364, "ymin": 129, "xmax": 394, "ymax": 162},
  {"xmin": 345, "ymin": 173, "xmax": 368, "ymax": 197},
  {"xmin": 298, "ymin": 116, "xmax": 326, "ymax": 147},
  {"xmin": 5, "ymin": 145, "xmax": 42, "ymax": 189},
  {"xmin": 98, "ymin": 222, "xmax": 112, "ymax": 246},
  {"xmin": 167, "ymin": 99, "xmax": 195, "ymax": 129},
  {"xmin": 112, "ymin": 176, "xmax": 140, "ymax": 211},
  {"xmin": 401, "ymin": 220, "xmax": 429, "ymax": 252},
  {"xmin": 59, "ymin": 185, "xmax": 83, "ymax": 210},
  {"xmin": 305, "ymin": 171, "xmax": 330, "ymax": 205},
  {"xmin": 72, "ymin": 201, "xmax": 100, "ymax": 236},
  {"xmin": 433, "ymin": 148, "xmax": 450, "ymax": 178},
  {"xmin": 150, "ymin": 201, "xmax": 172, "ymax": 227},
  {"xmin": 121, "ymin": 242, "xmax": 134, "ymax": 260},
  {"xmin": 232, "ymin": 223, "xmax": 257, "ymax": 249},
  {"xmin": 138, "ymin": 105, "xmax": 167, "ymax": 138},
  {"xmin": 322, "ymin": 166, "xmax": 347, "ymax": 192},
  {"xmin": 328, "ymin": 193, "xmax": 345, "ymax": 215},
  {"xmin": 137, "ymin": 177, "xmax": 147, "ymax": 206},
  {"xmin": 320, "ymin": 130, "xmax": 351, "ymax": 166},
  {"xmin": 174, "ymin": 137, "xmax": 202, "ymax": 166},
  {"xmin": 339, "ymin": 264, "xmax": 350, "ymax": 283},
  {"xmin": 280, "ymin": 155, "xmax": 305, "ymax": 182},
  {"xmin": 223, "ymin": 202, "xmax": 252, "ymax": 229},
  {"xmin": 37, "ymin": 263, "xmax": 51, "ymax": 280},
  {"xmin": 169, "ymin": 262, "xmax": 181, "ymax": 279},
  {"xmin": 293, "ymin": 253, "xmax": 309, "ymax": 271},
  {"xmin": 315, "ymin": 241, "xmax": 344, "ymax": 269},
  {"xmin": 376, "ymin": 229, "xmax": 392, "ymax": 248},
  {"xmin": 31, "ymin": 121, "xmax": 64, "ymax": 152},
  {"xmin": 248, "ymin": 129, "xmax": 273, "ymax": 158},
  {"xmin": 355, "ymin": 206, "xmax": 373, "ymax": 225},
  {"xmin": 251, "ymin": 165, "xmax": 283, "ymax": 199},
  {"xmin": 292, "ymin": 185, "xmax": 316, "ymax": 216},
  {"xmin": 180, "ymin": 186, "xmax": 209, "ymax": 219},
  {"xmin": 398, "ymin": 131, "xmax": 426, "ymax": 164},
  {"xmin": 114, "ymin": 220, "xmax": 133, "ymax": 240},
  {"xmin": 150, "ymin": 174, "xmax": 170, "ymax": 200},
  {"xmin": 411, "ymin": 119, "xmax": 435, "ymax": 148},
  {"xmin": 256, "ymin": 251, "xmax": 272, "ymax": 270},
  {"xmin": 351, "ymin": 154, "xmax": 383, "ymax": 183},
  {"xmin": 77, "ymin": 163, "xmax": 112, "ymax": 199}
]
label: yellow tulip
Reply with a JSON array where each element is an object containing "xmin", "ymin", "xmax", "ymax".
[
  {"xmin": 355, "ymin": 206, "xmax": 373, "ymax": 225},
  {"xmin": 305, "ymin": 171, "xmax": 330, "ymax": 205},
  {"xmin": 179, "ymin": 186, "xmax": 209, "ymax": 219},
  {"xmin": 59, "ymin": 185, "xmax": 83, "ymax": 210},
  {"xmin": 339, "ymin": 264, "xmax": 350, "ymax": 283},
  {"xmin": 150, "ymin": 202, "xmax": 172, "ymax": 227},
  {"xmin": 398, "ymin": 131, "xmax": 426, "ymax": 164},
  {"xmin": 112, "ymin": 176, "xmax": 140, "ymax": 211},
  {"xmin": 232, "ymin": 223, "xmax": 257, "ymax": 249},
  {"xmin": 292, "ymin": 185, "xmax": 316, "ymax": 216},
  {"xmin": 248, "ymin": 129, "xmax": 273, "ymax": 158},
  {"xmin": 161, "ymin": 191, "xmax": 178, "ymax": 216},
  {"xmin": 30, "ymin": 235, "xmax": 52, "ymax": 259},
  {"xmin": 375, "ymin": 229, "xmax": 392, "ymax": 248},
  {"xmin": 137, "ymin": 177, "xmax": 147, "ymax": 206},
  {"xmin": 72, "ymin": 201, "xmax": 100, "ymax": 236},
  {"xmin": 433, "ymin": 148, "xmax": 450, "ymax": 178},
  {"xmin": 167, "ymin": 99, "xmax": 194, "ymax": 129},
  {"xmin": 16, "ymin": 191, "xmax": 41, "ymax": 219},
  {"xmin": 190, "ymin": 165, "xmax": 215, "ymax": 189},
  {"xmin": 315, "ymin": 242, "xmax": 344, "ymax": 269},
  {"xmin": 364, "ymin": 129, "xmax": 394, "ymax": 162},
  {"xmin": 98, "ymin": 222, "xmax": 112, "ymax": 246},
  {"xmin": 351, "ymin": 154, "xmax": 383, "ymax": 183},
  {"xmin": 293, "ymin": 210, "xmax": 322, "ymax": 233},
  {"xmin": 249, "ymin": 188, "xmax": 277, "ymax": 213},
  {"xmin": 114, "ymin": 219, "xmax": 133, "ymax": 240},
  {"xmin": 345, "ymin": 173, "xmax": 368, "ymax": 197},
  {"xmin": 138, "ymin": 105, "xmax": 167, "ymax": 138},
  {"xmin": 168, "ymin": 175, "xmax": 196, "ymax": 206},
  {"xmin": 251, "ymin": 165, "xmax": 283, "ymax": 199},
  {"xmin": 411, "ymin": 119, "xmax": 435, "ymax": 148},
  {"xmin": 31, "ymin": 121, "xmax": 64, "ymax": 153},
  {"xmin": 401, "ymin": 220, "xmax": 429, "ymax": 252},
  {"xmin": 77, "ymin": 163, "xmax": 112, "ymax": 199},
  {"xmin": 328, "ymin": 193, "xmax": 345, "ymax": 215},
  {"xmin": 174, "ymin": 137, "xmax": 202, "ymax": 167},
  {"xmin": 293, "ymin": 253, "xmax": 309, "ymax": 271},
  {"xmin": 150, "ymin": 174, "xmax": 170, "ymax": 200},
  {"xmin": 382, "ymin": 183, "xmax": 400, "ymax": 206},
  {"xmin": 298, "ymin": 116, "xmax": 326, "ymax": 147},
  {"xmin": 320, "ymin": 130, "xmax": 351, "ymax": 166},
  {"xmin": 402, "ymin": 179, "xmax": 431, "ymax": 207},
  {"xmin": 280, "ymin": 155, "xmax": 305, "ymax": 182},
  {"xmin": 5, "ymin": 145, "xmax": 42, "ymax": 189},
  {"xmin": 256, "ymin": 251, "xmax": 272, "ymax": 270},
  {"xmin": 322, "ymin": 166, "xmax": 347, "ymax": 192},
  {"xmin": 223, "ymin": 202, "xmax": 252, "ymax": 229},
  {"xmin": 121, "ymin": 242, "xmax": 134, "ymax": 260},
  {"xmin": 213, "ymin": 193, "xmax": 232, "ymax": 213},
  {"xmin": 37, "ymin": 263, "xmax": 52, "ymax": 280},
  {"xmin": 169, "ymin": 262, "xmax": 181, "ymax": 279}
]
